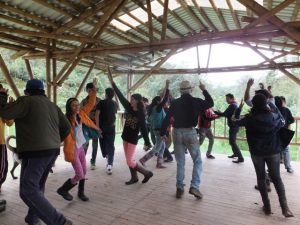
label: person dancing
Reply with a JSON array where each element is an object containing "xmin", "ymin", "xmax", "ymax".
[{"xmin": 107, "ymin": 67, "xmax": 153, "ymax": 185}]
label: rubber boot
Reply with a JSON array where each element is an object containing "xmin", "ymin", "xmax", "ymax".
[
  {"xmin": 135, "ymin": 163, "xmax": 153, "ymax": 183},
  {"xmin": 78, "ymin": 179, "xmax": 89, "ymax": 201},
  {"xmin": 156, "ymin": 156, "xmax": 166, "ymax": 169},
  {"xmin": 125, "ymin": 167, "xmax": 139, "ymax": 185},
  {"xmin": 139, "ymin": 151, "xmax": 155, "ymax": 166},
  {"xmin": 57, "ymin": 179, "xmax": 77, "ymax": 201},
  {"xmin": 280, "ymin": 200, "xmax": 294, "ymax": 217}
]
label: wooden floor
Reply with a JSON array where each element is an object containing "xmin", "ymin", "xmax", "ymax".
[{"xmin": 1, "ymin": 145, "xmax": 300, "ymax": 225}]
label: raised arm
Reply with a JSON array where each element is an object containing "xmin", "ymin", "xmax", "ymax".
[
  {"xmin": 156, "ymin": 80, "xmax": 170, "ymax": 112},
  {"xmin": 107, "ymin": 66, "xmax": 131, "ymax": 111},
  {"xmin": 81, "ymin": 78, "xmax": 97, "ymax": 115},
  {"xmin": 199, "ymin": 81, "xmax": 214, "ymax": 110},
  {"xmin": 244, "ymin": 78, "xmax": 254, "ymax": 107}
]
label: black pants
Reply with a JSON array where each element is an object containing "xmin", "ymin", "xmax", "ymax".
[
  {"xmin": 251, "ymin": 153, "xmax": 287, "ymax": 205},
  {"xmin": 0, "ymin": 144, "xmax": 8, "ymax": 188},
  {"xmin": 99, "ymin": 125, "xmax": 116, "ymax": 166},
  {"xmin": 228, "ymin": 127, "xmax": 243, "ymax": 159}
]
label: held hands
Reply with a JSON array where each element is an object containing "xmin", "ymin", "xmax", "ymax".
[{"xmin": 199, "ymin": 81, "xmax": 206, "ymax": 91}]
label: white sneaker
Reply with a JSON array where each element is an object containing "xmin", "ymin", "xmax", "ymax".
[{"xmin": 106, "ymin": 165, "xmax": 112, "ymax": 175}]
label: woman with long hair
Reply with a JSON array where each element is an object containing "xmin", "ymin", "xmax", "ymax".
[
  {"xmin": 139, "ymin": 80, "xmax": 170, "ymax": 168},
  {"xmin": 107, "ymin": 67, "xmax": 153, "ymax": 185},
  {"xmin": 57, "ymin": 79, "xmax": 100, "ymax": 202},
  {"xmin": 233, "ymin": 94, "xmax": 293, "ymax": 217}
]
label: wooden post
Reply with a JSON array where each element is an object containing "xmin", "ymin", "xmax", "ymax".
[
  {"xmin": 46, "ymin": 40, "xmax": 51, "ymax": 100},
  {"xmin": 24, "ymin": 59, "xmax": 34, "ymax": 80},
  {"xmin": 75, "ymin": 62, "xmax": 95, "ymax": 98},
  {"xmin": 0, "ymin": 54, "xmax": 20, "ymax": 97},
  {"xmin": 52, "ymin": 40, "xmax": 57, "ymax": 104},
  {"xmin": 127, "ymin": 72, "xmax": 133, "ymax": 100}
]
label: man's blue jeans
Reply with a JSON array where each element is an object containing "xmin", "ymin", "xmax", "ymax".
[
  {"xmin": 20, "ymin": 152, "xmax": 66, "ymax": 225},
  {"xmin": 173, "ymin": 128, "xmax": 202, "ymax": 190}
]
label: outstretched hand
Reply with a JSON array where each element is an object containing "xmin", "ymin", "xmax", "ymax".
[
  {"xmin": 92, "ymin": 78, "xmax": 98, "ymax": 90},
  {"xmin": 107, "ymin": 66, "xmax": 114, "ymax": 84}
]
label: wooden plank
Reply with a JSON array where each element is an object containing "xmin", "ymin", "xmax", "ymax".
[
  {"xmin": 52, "ymin": 40, "xmax": 57, "ymax": 104},
  {"xmin": 161, "ymin": 0, "xmax": 169, "ymax": 40},
  {"xmin": 24, "ymin": 59, "xmax": 34, "ymax": 80},
  {"xmin": 226, "ymin": 0, "xmax": 241, "ymax": 29},
  {"xmin": 209, "ymin": 0, "xmax": 229, "ymax": 30},
  {"xmin": 192, "ymin": 0, "xmax": 218, "ymax": 31},
  {"xmin": 0, "ymin": 54, "xmax": 20, "ymax": 97},
  {"xmin": 75, "ymin": 62, "xmax": 95, "ymax": 98},
  {"xmin": 238, "ymin": 0, "xmax": 300, "ymax": 44},
  {"xmin": 146, "ymin": 0, "xmax": 154, "ymax": 43},
  {"xmin": 46, "ymin": 41, "xmax": 52, "ymax": 100}
]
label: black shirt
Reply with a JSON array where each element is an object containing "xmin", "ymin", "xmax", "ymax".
[
  {"xmin": 160, "ymin": 90, "xmax": 214, "ymax": 136},
  {"xmin": 96, "ymin": 99, "xmax": 118, "ymax": 127},
  {"xmin": 112, "ymin": 83, "xmax": 150, "ymax": 145}
]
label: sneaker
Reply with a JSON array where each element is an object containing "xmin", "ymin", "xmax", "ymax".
[
  {"xmin": 106, "ymin": 165, "xmax": 112, "ymax": 175},
  {"xmin": 90, "ymin": 163, "xmax": 96, "ymax": 170},
  {"xmin": 287, "ymin": 168, "xmax": 294, "ymax": 173},
  {"xmin": 64, "ymin": 219, "xmax": 73, "ymax": 225},
  {"xmin": 189, "ymin": 187, "xmax": 203, "ymax": 199},
  {"xmin": 143, "ymin": 145, "xmax": 152, "ymax": 151}
]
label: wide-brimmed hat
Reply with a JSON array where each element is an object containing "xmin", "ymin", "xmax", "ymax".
[
  {"xmin": 180, "ymin": 80, "xmax": 192, "ymax": 93},
  {"xmin": 25, "ymin": 79, "xmax": 44, "ymax": 91}
]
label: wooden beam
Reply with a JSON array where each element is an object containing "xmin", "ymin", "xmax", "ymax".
[
  {"xmin": 112, "ymin": 62, "xmax": 300, "ymax": 75},
  {"xmin": 209, "ymin": 0, "xmax": 229, "ymax": 30},
  {"xmin": 75, "ymin": 62, "xmax": 95, "ymax": 98},
  {"xmin": 0, "ymin": 26, "xmax": 102, "ymax": 44},
  {"xmin": 24, "ymin": 59, "xmax": 34, "ymax": 80},
  {"xmin": 244, "ymin": 0, "xmax": 295, "ymax": 29},
  {"xmin": 24, "ymin": 24, "xmax": 286, "ymax": 59},
  {"xmin": 129, "ymin": 49, "xmax": 176, "ymax": 92},
  {"xmin": 226, "ymin": 0, "xmax": 241, "ymax": 29},
  {"xmin": 191, "ymin": 0, "xmax": 218, "ymax": 31},
  {"xmin": 161, "ymin": 0, "xmax": 169, "ymax": 40},
  {"xmin": 52, "ymin": 40, "xmax": 57, "ymax": 104},
  {"xmin": 0, "ymin": 54, "xmax": 20, "ymax": 97},
  {"xmin": 238, "ymin": 0, "xmax": 300, "ymax": 44},
  {"xmin": 46, "ymin": 40, "xmax": 51, "ymax": 99},
  {"xmin": 146, "ymin": 0, "xmax": 154, "ymax": 43},
  {"xmin": 177, "ymin": 0, "xmax": 205, "ymax": 30},
  {"xmin": 245, "ymin": 42, "xmax": 300, "ymax": 86}
]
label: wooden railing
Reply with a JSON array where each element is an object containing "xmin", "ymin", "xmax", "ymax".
[{"xmin": 116, "ymin": 112, "xmax": 300, "ymax": 146}]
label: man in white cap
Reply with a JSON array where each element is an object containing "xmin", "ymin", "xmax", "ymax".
[
  {"xmin": 160, "ymin": 80, "xmax": 213, "ymax": 199},
  {"xmin": 0, "ymin": 79, "xmax": 72, "ymax": 225}
]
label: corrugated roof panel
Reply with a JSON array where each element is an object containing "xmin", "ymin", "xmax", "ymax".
[
  {"xmin": 173, "ymin": 7, "xmax": 202, "ymax": 33},
  {"xmin": 220, "ymin": 9, "xmax": 237, "ymax": 30},
  {"xmin": 201, "ymin": 7, "xmax": 225, "ymax": 31}
]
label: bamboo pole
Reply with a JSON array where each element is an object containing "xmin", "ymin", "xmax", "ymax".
[
  {"xmin": 24, "ymin": 59, "xmax": 34, "ymax": 80},
  {"xmin": 52, "ymin": 40, "xmax": 57, "ymax": 104},
  {"xmin": 46, "ymin": 40, "xmax": 52, "ymax": 100},
  {"xmin": 0, "ymin": 54, "xmax": 20, "ymax": 97},
  {"xmin": 75, "ymin": 62, "xmax": 95, "ymax": 98}
]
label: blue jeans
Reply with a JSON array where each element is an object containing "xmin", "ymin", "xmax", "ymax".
[
  {"xmin": 172, "ymin": 128, "xmax": 202, "ymax": 190},
  {"xmin": 282, "ymin": 147, "xmax": 292, "ymax": 170},
  {"xmin": 199, "ymin": 128, "xmax": 214, "ymax": 156},
  {"xmin": 99, "ymin": 125, "xmax": 116, "ymax": 166},
  {"xmin": 251, "ymin": 153, "xmax": 287, "ymax": 205},
  {"xmin": 147, "ymin": 130, "xmax": 165, "ymax": 157},
  {"xmin": 20, "ymin": 152, "xmax": 66, "ymax": 225}
]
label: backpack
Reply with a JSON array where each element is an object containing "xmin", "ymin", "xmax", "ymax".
[{"xmin": 148, "ymin": 106, "xmax": 166, "ymax": 130}]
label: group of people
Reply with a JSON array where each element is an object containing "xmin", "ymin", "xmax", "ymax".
[{"xmin": 0, "ymin": 71, "xmax": 296, "ymax": 224}]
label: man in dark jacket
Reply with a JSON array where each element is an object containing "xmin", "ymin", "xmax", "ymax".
[
  {"xmin": 161, "ymin": 80, "xmax": 213, "ymax": 199},
  {"xmin": 215, "ymin": 93, "xmax": 244, "ymax": 163},
  {"xmin": 0, "ymin": 79, "xmax": 72, "ymax": 225}
]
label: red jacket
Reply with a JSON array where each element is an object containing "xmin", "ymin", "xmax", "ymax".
[{"xmin": 198, "ymin": 108, "xmax": 218, "ymax": 129}]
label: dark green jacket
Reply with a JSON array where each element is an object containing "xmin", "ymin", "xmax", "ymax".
[{"xmin": 0, "ymin": 93, "xmax": 71, "ymax": 154}]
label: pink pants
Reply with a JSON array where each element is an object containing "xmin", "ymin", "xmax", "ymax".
[
  {"xmin": 71, "ymin": 146, "xmax": 86, "ymax": 184},
  {"xmin": 123, "ymin": 141, "xmax": 137, "ymax": 168}
]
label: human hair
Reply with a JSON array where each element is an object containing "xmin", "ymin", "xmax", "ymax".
[
  {"xmin": 142, "ymin": 97, "xmax": 149, "ymax": 103},
  {"xmin": 274, "ymin": 96, "xmax": 283, "ymax": 109},
  {"xmin": 0, "ymin": 83, "xmax": 3, "ymax": 89},
  {"xmin": 225, "ymin": 93, "xmax": 234, "ymax": 99},
  {"xmin": 148, "ymin": 96, "xmax": 161, "ymax": 116},
  {"xmin": 131, "ymin": 93, "xmax": 145, "ymax": 114},
  {"xmin": 105, "ymin": 88, "xmax": 114, "ymax": 100},
  {"xmin": 66, "ymin": 97, "xmax": 80, "ymax": 122},
  {"xmin": 25, "ymin": 89, "xmax": 46, "ymax": 96},
  {"xmin": 280, "ymin": 96, "xmax": 286, "ymax": 103},
  {"xmin": 85, "ymin": 82, "xmax": 94, "ymax": 91},
  {"xmin": 250, "ymin": 94, "xmax": 270, "ymax": 115}
]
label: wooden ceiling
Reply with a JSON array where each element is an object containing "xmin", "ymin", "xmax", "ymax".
[{"xmin": 1, "ymin": 0, "xmax": 300, "ymax": 93}]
